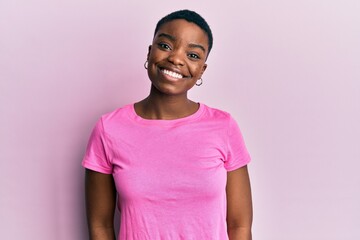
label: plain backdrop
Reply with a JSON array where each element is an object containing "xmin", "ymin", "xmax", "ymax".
[{"xmin": 1, "ymin": 0, "xmax": 359, "ymax": 239}]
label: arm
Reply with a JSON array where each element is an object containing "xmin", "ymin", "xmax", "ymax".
[
  {"xmin": 85, "ymin": 169, "xmax": 117, "ymax": 240},
  {"xmin": 226, "ymin": 165, "xmax": 253, "ymax": 240}
]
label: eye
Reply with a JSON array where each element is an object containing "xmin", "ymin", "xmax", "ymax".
[
  {"xmin": 188, "ymin": 53, "xmax": 200, "ymax": 60},
  {"xmin": 158, "ymin": 42, "xmax": 171, "ymax": 50}
]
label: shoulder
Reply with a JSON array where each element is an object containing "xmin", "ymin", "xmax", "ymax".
[
  {"xmin": 95, "ymin": 103, "xmax": 134, "ymax": 133},
  {"xmin": 201, "ymin": 104, "xmax": 243, "ymax": 133},
  {"xmin": 202, "ymin": 103, "xmax": 233, "ymax": 122},
  {"xmin": 99, "ymin": 104, "xmax": 132, "ymax": 122}
]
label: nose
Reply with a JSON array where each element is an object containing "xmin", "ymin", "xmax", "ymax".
[{"xmin": 167, "ymin": 49, "xmax": 185, "ymax": 66}]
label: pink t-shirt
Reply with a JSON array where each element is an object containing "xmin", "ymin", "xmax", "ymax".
[{"xmin": 82, "ymin": 103, "xmax": 251, "ymax": 240}]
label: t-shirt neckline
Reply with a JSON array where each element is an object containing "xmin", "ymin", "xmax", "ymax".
[{"xmin": 128, "ymin": 102, "xmax": 205, "ymax": 125}]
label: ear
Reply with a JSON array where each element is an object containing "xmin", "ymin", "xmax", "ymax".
[
  {"xmin": 200, "ymin": 63, "xmax": 207, "ymax": 76},
  {"xmin": 147, "ymin": 45, "xmax": 151, "ymax": 60}
]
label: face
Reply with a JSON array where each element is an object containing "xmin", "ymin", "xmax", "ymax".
[{"xmin": 147, "ymin": 19, "xmax": 209, "ymax": 96}]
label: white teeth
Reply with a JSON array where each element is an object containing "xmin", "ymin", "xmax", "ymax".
[{"xmin": 162, "ymin": 69, "xmax": 183, "ymax": 79}]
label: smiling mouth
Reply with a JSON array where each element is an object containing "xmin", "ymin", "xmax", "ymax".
[{"xmin": 160, "ymin": 68, "xmax": 187, "ymax": 79}]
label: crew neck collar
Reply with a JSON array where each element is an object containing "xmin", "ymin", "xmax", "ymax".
[{"xmin": 128, "ymin": 103, "xmax": 205, "ymax": 125}]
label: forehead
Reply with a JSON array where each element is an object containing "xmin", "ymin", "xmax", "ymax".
[{"xmin": 154, "ymin": 19, "xmax": 209, "ymax": 49}]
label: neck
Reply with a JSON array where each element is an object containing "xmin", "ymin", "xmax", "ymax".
[{"xmin": 135, "ymin": 86, "xmax": 199, "ymax": 120}]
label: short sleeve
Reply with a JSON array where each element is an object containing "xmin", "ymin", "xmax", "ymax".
[
  {"xmin": 82, "ymin": 118, "xmax": 113, "ymax": 174},
  {"xmin": 224, "ymin": 116, "xmax": 251, "ymax": 171}
]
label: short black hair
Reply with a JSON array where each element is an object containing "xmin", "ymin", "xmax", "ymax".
[{"xmin": 154, "ymin": 9, "xmax": 213, "ymax": 56}]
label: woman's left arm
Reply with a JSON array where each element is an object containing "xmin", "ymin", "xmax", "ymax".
[{"xmin": 226, "ymin": 165, "xmax": 253, "ymax": 240}]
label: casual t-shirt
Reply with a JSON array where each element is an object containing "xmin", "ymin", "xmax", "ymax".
[{"xmin": 82, "ymin": 103, "xmax": 251, "ymax": 240}]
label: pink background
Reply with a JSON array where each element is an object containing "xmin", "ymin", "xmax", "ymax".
[{"xmin": 1, "ymin": 1, "xmax": 359, "ymax": 239}]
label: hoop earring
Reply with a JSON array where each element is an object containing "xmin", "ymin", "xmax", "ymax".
[
  {"xmin": 144, "ymin": 60, "xmax": 148, "ymax": 69},
  {"xmin": 195, "ymin": 78, "xmax": 203, "ymax": 86}
]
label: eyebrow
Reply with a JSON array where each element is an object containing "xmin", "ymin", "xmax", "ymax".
[
  {"xmin": 188, "ymin": 43, "xmax": 206, "ymax": 53},
  {"xmin": 158, "ymin": 33, "xmax": 176, "ymax": 41},
  {"xmin": 157, "ymin": 33, "xmax": 206, "ymax": 53}
]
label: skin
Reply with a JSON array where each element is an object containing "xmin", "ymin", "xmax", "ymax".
[
  {"xmin": 135, "ymin": 19, "xmax": 208, "ymax": 119},
  {"xmin": 85, "ymin": 19, "xmax": 252, "ymax": 240},
  {"xmin": 226, "ymin": 166, "xmax": 253, "ymax": 240},
  {"xmin": 85, "ymin": 170, "xmax": 116, "ymax": 240}
]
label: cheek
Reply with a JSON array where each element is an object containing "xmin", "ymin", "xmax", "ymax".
[
  {"xmin": 190, "ymin": 65, "xmax": 205, "ymax": 78},
  {"xmin": 149, "ymin": 47, "xmax": 166, "ymax": 60},
  {"xmin": 148, "ymin": 54, "xmax": 157, "ymax": 66}
]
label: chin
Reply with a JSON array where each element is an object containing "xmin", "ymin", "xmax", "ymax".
[{"xmin": 152, "ymin": 84, "xmax": 189, "ymax": 96}]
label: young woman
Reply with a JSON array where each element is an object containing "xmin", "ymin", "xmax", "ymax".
[{"xmin": 83, "ymin": 9, "xmax": 252, "ymax": 240}]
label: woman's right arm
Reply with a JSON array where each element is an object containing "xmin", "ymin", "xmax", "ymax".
[{"xmin": 85, "ymin": 169, "xmax": 117, "ymax": 240}]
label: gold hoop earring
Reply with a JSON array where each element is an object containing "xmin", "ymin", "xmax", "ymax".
[
  {"xmin": 144, "ymin": 60, "xmax": 148, "ymax": 69},
  {"xmin": 195, "ymin": 78, "xmax": 203, "ymax": 86}
]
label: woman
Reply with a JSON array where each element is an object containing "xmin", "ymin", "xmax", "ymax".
[{"xmin": 83, "ymin": 9, "xmax": 252, "ymax": 240}]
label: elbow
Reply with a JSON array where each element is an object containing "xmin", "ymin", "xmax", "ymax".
[{"xmin": 227, "ymin": 225, "xmax": 252, "ymax": 240}]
